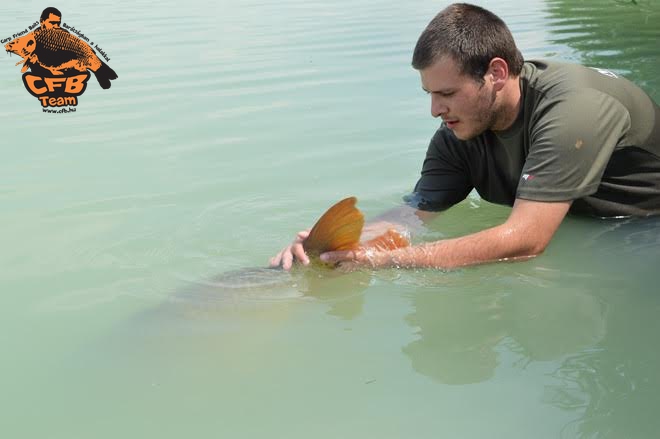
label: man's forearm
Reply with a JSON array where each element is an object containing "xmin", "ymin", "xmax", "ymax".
[
  {"xmin": 377, "ymin": 222, "xmax": 542, "ymax": 269},
  {"xmin": 320, "ymin": 199, "xmax": 570, "ymax": 270}
]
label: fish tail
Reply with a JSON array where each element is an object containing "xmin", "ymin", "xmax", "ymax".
[
  {"xmin": 92, "ymin": 61, "xmax": 118, "ymax": 89},
  {"xmin": 303, "ymin": 197, "xmax": 365, "ymax": 255}
]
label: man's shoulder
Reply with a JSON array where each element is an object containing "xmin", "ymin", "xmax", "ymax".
[
  {"xmin": 520, "ymin": 60, "xmax": 640, "ymax": 132},
  {"xmin": 521, "ymin": 59, "xmax": 646, "ymax": 102},
  {"xmin": 522, "ymin": 59, "xmax": 593, "ymax": 98}
]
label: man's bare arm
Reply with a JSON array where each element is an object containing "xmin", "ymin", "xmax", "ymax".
[{"xmin": 321, "ymin": 199, "xmax": 571, "ymax": 269}]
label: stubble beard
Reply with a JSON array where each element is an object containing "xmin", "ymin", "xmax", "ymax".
[
  {"xmin": 457, "ymin": 85, "xmax": 499, "ymax": 141},
  {"xmin": 476, "ymin": 85, "xmax": 499, "ymax": 133}
]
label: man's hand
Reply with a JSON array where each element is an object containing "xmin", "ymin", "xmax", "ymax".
[
  {"xmin": 269, "ymin": 230, "xmax": 311, "ymax": 271},
  {"xmin": 320, "ymin": 199, "xmax": 572, "ymax": 270}
]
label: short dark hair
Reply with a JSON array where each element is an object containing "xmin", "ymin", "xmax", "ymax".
[
  {"xmin": 412, "ymin": 3, "xmax": 524, "ymax": 82},
  {"xmin": 40, "ymin": 7, "xmax": 62, "ymax": 22}
]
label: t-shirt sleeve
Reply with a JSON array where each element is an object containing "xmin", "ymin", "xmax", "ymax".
[
  {"xmin": 516, "ymin": 89, "xmax": 631, "ymax": 202},
  {"xmin": 405, "ymin": 128, "xmax": 473, "ymax": 211}
]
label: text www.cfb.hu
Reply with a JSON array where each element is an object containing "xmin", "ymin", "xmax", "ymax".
[{"xmin": 42, "ymin": 106, "xmax": 76, "ymax": 113}]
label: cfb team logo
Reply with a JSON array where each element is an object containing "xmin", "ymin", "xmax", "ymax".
[{"xmin": 3, "ymin": 7, "xmax": 117, "ymax": 113}]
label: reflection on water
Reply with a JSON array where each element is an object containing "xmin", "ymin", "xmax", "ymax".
[
  {"xmin": 401, "ymin": 217, "xmax": 660, "ymax": 436},
  {"xmin": 404, "ymin": 289, "xmax": 506, "ymax": 384},
  {"xmin": 295, "ymin": 268, "xmax": 371, "ymax": 320},
  {"xmin": 548, "ymin": 292, "xmax": 660, "ymax": 439},
  {"xmin": 548, "ymin": 218, "xmax": 660, "ymax": 438},
  {"xmin": 403, "ymin": 285, "xmax": 607, "ymax": 385},
  {"xmin": 545, "ymin": 0, "xmax": 660, "ymax": 98}
]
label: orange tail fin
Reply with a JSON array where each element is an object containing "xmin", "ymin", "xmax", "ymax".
[{"xmin": 303, "ymin": 197, "xmax": 365, "ymax": 255}]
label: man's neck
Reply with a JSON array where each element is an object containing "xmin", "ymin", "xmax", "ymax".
[{"xmin": 492, "ymin": 76, "xmax": 522, "ymax": 132}]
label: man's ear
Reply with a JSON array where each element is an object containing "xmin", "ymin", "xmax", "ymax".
[{"xmin": 487, "ymin": 57, "xmax": 509, "ymax": 91}]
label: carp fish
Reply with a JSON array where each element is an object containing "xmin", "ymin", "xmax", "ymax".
[
  {"xmin": 4, "ymin": 27, "xmax": 117, "ymax": 89},
  {"xmin": 200, "ymin": 196, "xmax": 411, "ymax": 291}
]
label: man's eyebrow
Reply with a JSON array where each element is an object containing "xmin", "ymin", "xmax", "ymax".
[{"xmin": 421, "ymin": 86, "xmax": 455, "ymax": 94}]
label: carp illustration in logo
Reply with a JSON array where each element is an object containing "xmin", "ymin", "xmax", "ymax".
[{"xmin": 4, "ymin": 7, "xmax": 117, "ymax": 111}]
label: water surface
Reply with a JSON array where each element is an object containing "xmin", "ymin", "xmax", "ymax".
[{"xmin": 1, "ymin": 0, "xmax": 659, "ymax": 438}]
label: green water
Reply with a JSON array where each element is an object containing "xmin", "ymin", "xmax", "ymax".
[{"xmin": 1, "ymin": 0, "xmax": 659, "ymax": 437}]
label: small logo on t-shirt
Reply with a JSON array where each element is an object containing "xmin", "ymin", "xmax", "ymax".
[
  {"xmin": 521, "ymin": 173, "xmax": 535, "ymax": 182},
  {"xmin": 590, "ymin": 67, "xmax": 619, "ymax": 79}
]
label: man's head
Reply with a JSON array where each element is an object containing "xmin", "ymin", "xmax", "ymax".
[
  {"xmin": 412, "ymin": 4, "xmax": 524, "ymax": 140},
  {"xmin": 412, "ymin": 3, "xmax": 523, "ymax": 81},
  {"xmin": 40, "ymin": 7, "xmax": 62, "ymax": 30}
]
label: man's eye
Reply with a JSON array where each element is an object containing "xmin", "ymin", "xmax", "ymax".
[{"xmin": 427, "ymin": 91, "xmax": 454, "ymax": 97}]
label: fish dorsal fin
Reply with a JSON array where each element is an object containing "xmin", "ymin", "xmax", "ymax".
[{"xmin": 303, "ymin": 197, "xmax": 365, "ymax": 255}]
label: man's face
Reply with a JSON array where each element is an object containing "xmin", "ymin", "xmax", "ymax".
[
  {"xmin": 420, "ymin": 56, "xmax": 497, "ymax": 140},
  {"xmin": 41, "ymin": 13, "xmax": 61, "ymax": 30}
]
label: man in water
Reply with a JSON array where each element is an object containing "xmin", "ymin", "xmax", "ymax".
[{"xmin": 270, "ymin": 2, "xmax": 660, "ymax": 270}]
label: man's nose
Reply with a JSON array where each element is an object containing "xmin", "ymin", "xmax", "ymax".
[{"xmin": 431, "ymin": 95, "xmax": 448, "ymax": 118}]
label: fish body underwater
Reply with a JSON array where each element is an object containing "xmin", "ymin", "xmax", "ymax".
[
  {"xmin": 114, "ymin": 197, "xmax": 407, "ymax": 337},
  {"xmin": 4, "ymin": 28, "xmax": 117, "ymax": 89},
  {"xmin": 184, "ymin": 197, "xmax": 410, "ymax": 295}
]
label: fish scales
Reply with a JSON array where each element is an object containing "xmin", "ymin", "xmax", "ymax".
[
  {"xmin": 38, "ymin": 29, "xmax": 86, "ymax": 54},
  {"xmin": 36, "ymin": 29, "xmax": 97, "ymax": 61},
  {"xmin": 30, "ymin": 28, "xmax": 103, "ymax": 74}
]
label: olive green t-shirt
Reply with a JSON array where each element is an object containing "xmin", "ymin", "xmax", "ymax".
[{"xmin": 410, "ymin": 60, "xmax": 660, "ymax": 217}]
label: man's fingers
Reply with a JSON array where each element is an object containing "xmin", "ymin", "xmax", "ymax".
[
  {"xmin": 281, "ymin": 246, "xmax": 295, "ymax": 271},
  {"xmin": 269, "ymin": 250, "xmax": 284, "ymax": 267},
  {"xmin": 292, "ymin": 243, "xmax": 309, "ymax": 265},
  {"xmin": 270, "ymin": 228, "xmax": 312, "ymax": 269}
]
